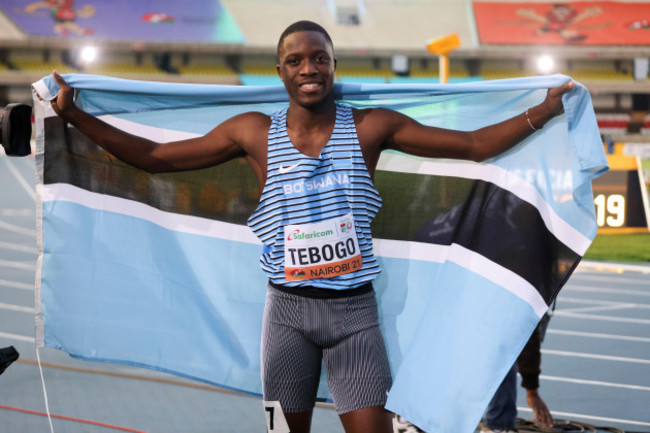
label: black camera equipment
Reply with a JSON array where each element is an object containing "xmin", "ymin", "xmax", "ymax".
[
  {"xmin": 0, "ymin": 103, "xmax": 32, "ymax": 157},
  {"xmin": 0, "ymin": 346, "xmax": 19, "ymax": 375}
]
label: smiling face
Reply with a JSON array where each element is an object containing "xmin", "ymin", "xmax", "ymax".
[{"xmin": 276, "ymin": 30, "xmax": 337, "ymax": 110}]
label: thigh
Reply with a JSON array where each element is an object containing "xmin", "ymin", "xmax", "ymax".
[
  {"xmin": 323, "ymin": 293, "xmax": 392, "ymax": 415},
  {"xmin": 261, "ymin": 287, "xmax": 322, "ymax": 414}
]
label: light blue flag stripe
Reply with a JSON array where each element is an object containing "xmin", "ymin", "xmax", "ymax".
[{"xmin": 33, "ymin": 73, "xmax": 607, "ymax": 433}]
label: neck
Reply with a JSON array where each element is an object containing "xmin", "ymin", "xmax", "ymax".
[{"xmin": 287, "ymin": 98, "xmax": 337, "ymax": 130}]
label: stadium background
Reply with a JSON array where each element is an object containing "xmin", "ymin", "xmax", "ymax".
[
  {"xmin": 0, "ymin": 1, "xmax": 649, "ymax": 432},
  {"xmin": 1, "ymin": 0, "xmax": 650, "ymax": 180}
]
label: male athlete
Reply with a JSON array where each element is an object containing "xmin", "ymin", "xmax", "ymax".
[{"xmin": 50, "ymin": 20, "xmax": 574, "ymax": 433}]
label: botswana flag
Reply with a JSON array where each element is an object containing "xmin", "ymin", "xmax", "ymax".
[{"xmin": 32, "ymin": 74, "xmax": 606, "ymax": 433}]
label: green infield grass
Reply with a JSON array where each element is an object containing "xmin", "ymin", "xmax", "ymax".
[{"xmin": 584, "ymin": 233, "xmax": 650, "ymax": 263}]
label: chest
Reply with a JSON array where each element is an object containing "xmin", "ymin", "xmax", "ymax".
[{"xmin": 286, "ymin": 126, "xmax": 334, "ymax": 158}]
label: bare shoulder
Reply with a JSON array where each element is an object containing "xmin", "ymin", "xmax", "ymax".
[
  {"xmin": 225, "ymin": 111, "xmax": 272, "ymax": 131},
  {"xmin": 352, "ymin": 106, "xmax": 404, "ymax": 124},
  {"xmin": 352, "ymin": 106, "xmax": 410, "ymax": 149},
  {"xmin": 216, "ymin": 111, "xmax": 271, "ymax": 148}
]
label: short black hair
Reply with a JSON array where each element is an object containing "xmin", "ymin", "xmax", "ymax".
[{"xmin": 277, "ymin": 20, "xmax": 333, "ymax": 57}]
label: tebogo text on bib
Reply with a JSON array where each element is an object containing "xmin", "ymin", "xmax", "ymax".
[{"xmin": 283, "ymin": 213, "xmax": 362, "ymax": 281}]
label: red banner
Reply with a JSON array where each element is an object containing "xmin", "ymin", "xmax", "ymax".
[{"xmin": 473, "ymin": 1, "xmax": 650, "ymax": 45}]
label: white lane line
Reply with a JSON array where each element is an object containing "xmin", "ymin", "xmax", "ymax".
[
  {"xmin": 0, "ymin": 209, "xmax": 33, "ymax": 216},
  {"xmin": 0, "ymin": 302, "xmax": 35, "ymax": 313},
  {"xmin": 547, "ymin": 329, "xmax": 650, "ymax": 343},
  {"xmin": 542, "ymin": 349, "xmax": 650, "ymax": 364},
  {"xmin": 517, "ymin": 407, "xmax": 650, "ymax": 427},
  {"xmin": 0, "ymin": 259, "xmax": 35, "ymax": 271},
  {"xmin": 557, "ymin": 296, "xmax": 650, "ymax": 308},
  {"xmin": 552, "ymin": 311, "xmax": 650, "ymax": 325},
  {"xmin": 557, "ymin": 303, "xmax": 640, "ymax": 314},
  {"xmin": 2, "ymin": 157, "xmax": 35, "ymax": 200},
  {"xmin": 0, "ymin": 278, "xmax": 34, "ymax": 290},
  {"xmin": 0, "ymin": 331, "xmax": 35, "ymax": 343},
  {"xmin": 0, "ymin": 219, "xmax": 35, "ymax": 236},
  {"xmin": 562, "ymin": 285, "xmax": 650, "ymax": 297},
  {"xmin": 539, "ymin": 374, "xmax": 650, "ymax": 391},
  {"xmin": 0, "ymin": 240, "xmax": 37, "ymax": 253},
  {"xmin": 574, "ymin": 270, "xmax": 650, "ymax": 282}
]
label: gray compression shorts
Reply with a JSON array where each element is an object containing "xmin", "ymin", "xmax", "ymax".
[{"xmin": 261, "ymin": 283, "xmax": 392, "ymax": 415}]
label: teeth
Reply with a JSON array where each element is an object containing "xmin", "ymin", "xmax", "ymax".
[{"xmin": 301, "ymin": 83, "xmax": 319, "ymax": 89}]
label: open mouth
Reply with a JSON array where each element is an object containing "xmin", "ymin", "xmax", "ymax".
[{"xmin": 299, "ymin": 82, "xmax": 322, "ymax": 92}]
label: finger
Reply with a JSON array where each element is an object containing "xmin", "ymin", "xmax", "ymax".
[
  {"xmin": 539, "ymin": 410, "xmax": 553, "ymax": 427},
  {"xmin": 52, "ymin": 70, "xmax": 69, "ymax": 89},
  {"xmin": 549, "ymin": 80, "xmax": 574, "ymax": 98},
  {"xmin": 557, "ymin": 80, "xmax": 575, "ymax": 95}
]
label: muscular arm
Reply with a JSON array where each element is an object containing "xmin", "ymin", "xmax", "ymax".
[
  {"xmin": 50, "ymin": 72, "xmax": 269, "ymax": 177},
  {"xmin": 355, "ymin": 81, "xmax": 574, "ymax": 175}
]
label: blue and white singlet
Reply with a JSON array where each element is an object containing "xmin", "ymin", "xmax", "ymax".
[{"xmin": 247, "ymin": 104, "xmax": 383, "ymax": 290}]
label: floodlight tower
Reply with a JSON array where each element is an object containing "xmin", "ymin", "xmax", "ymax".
[{"xmin": 426, "ymin": 33, "xmax": 461, "ymax": 84}]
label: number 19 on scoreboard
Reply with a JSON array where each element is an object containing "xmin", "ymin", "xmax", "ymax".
[{"xmin": 591, "ymin": 154, "xmax": 650, "ymax": 234}]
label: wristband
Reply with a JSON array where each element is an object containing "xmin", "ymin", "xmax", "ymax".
[{"xmin": 525, "ymin": 109, "xmax": 539, "ymax": 131}]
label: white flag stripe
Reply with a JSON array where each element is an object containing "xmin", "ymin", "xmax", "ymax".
[
  {"xmin": 100, "ymin": 115, "xmax": 201, "ymax": 143},
  {"xmin": 375, "ymin": 239, "xmax": 548, "ymax": 317},
  {"xmin": 374, "ymin": 239, "xmax": 447, "ymax": 263},
  {"xmin": 40, "ymin": 183, "xmax": 261, "ymax": 245},
  {"xmin": 378, "ymin": 153, "xmax": 592, "ymax": 256}
]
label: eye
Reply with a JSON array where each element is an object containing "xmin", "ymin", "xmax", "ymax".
[
  {"xmin": 287, "ymin": 58, "xmax": 300, "ymax": 66},
  {"xmin": 316, "ymin": 56, "xmax": 330, "ymax": 64}
]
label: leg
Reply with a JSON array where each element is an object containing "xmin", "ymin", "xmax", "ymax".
[
  {"xmin": 261, "ymin": 286, "xmax": 322, "ymax": 433},
  {"xmin": 285, "ymin": 410, "xmax": 314, "ymax": 433},
  {"xmin": 323, "ymin": 291, "xmax": 393, "ymax": 431},
  {"xmin": 339, "ymin": 406, "xmax": 393, "ymax": 433}
]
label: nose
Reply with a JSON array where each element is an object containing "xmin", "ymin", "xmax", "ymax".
[{"xmin": 299, "ymin": 59, "xmax": 317, "ymax": 75}]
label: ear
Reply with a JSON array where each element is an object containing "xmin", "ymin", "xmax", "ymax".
[{"xmin": 276, "ymin": 64, "xmax": 283, "ymax": 81}]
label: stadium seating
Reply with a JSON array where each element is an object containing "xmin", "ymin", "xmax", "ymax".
[
  {"xmin": 596, "ymin": 113, "xmax": 631, "ymax": 135},
  {"xmin": 0, "ymin": 0, "xmax": 648, "ymax": 137}
]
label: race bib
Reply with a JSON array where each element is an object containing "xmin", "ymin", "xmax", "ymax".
[{"xmin": 284, "ymin": 213, "xmax": 362, "ymax": 281}]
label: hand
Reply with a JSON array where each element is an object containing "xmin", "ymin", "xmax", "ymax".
[
  {"xmin": 51, "ymin": 70, "xmax": 77, "ymax": 119},
  {"xmin": 526, "ymin": 389, "xmax": 554, "ymax": 428},
  {"xmin": 527, "ymin": 80, "xmax": 574, "ymax": 129},
  {"xmin": 542, "ymin": 80, "xmax": 575, "ymax": 118}
]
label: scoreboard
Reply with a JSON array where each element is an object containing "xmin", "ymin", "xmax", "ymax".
[{"xmin": 592, "ymin": 147, "xmax": 650, "ymax": 234}]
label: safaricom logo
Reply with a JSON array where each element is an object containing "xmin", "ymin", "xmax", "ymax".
[{"xmin": 287, "ymin": 229, "xmax": 335, "ymax": 241}]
